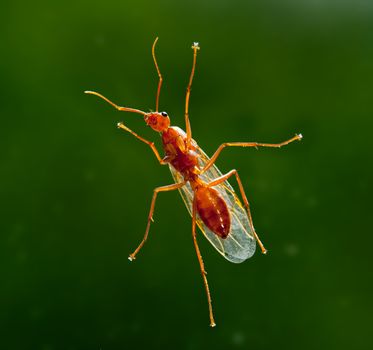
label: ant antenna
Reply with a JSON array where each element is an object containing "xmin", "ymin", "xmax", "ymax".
[
  {"xmin": 85, "ymin": 91, "xmax": 146, "ymax": 116},
  {"xmin": 152, "ymin": 37, "xmax": 163, "ymax": 112}
]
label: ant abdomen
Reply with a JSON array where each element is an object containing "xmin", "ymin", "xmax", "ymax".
[{"xmin": 195, "ymin": 187, "xmax": 231, "ymax": 239}]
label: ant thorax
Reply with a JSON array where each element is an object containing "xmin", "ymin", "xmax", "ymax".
[{"xmin": 162, "ymin": 126, "xmax": 199, "ymax": 174}]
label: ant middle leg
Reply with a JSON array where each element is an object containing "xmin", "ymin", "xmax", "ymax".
[
  {"xmin": 201, "ymin": 134, "xmax": 303, "ymax": 173},
  {"xmin": 128, "ymin": 181, "xmax": 186, "ymax": 261}
]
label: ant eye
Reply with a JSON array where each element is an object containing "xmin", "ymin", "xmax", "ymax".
[{"xmin": 161, "ymin": 111, "xmax": 168, "ymax": 117}]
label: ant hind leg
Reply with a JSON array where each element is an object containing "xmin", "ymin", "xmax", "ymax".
[
  {"xmin": 207, "ymin": 169, "xmax": 267, "ymax": 254},
  {"xmin": 192, "ymin": 194, "xmax": 216, "ymax": 327}
]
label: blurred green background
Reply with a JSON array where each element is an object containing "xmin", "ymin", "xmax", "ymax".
[{"xmin": 1, "ymin": 0, "xmax": 372, "ymax": 349}]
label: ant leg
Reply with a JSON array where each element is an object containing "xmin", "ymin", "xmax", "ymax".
[
  {"xmin": 128, "ymin": 181, "xmax": 186, "ymax": 261},
  {"xmin": 201, "ymin": 134, "xmax": 303, "ymax": 174},
  {"xmin": 85, "ymin": 91, "xmax": 167, "ymax": 164},
  {"xmin": 185, "ymin": 43, "xmax": 200, "ymax": 148},
  {"xmin": 192, "ymin": 194, "xmax": 216, "ymax": 327},
  {"xmin": 117, "ymin": 123, "xmax": 167, "ymax": 165},
  {"xmin": 152, "ymin": 37, "xmax": 163, "ymax": 112},
  {"xmin": 208, "ymin": 169, "xmax": 267, "ymax": 254}
]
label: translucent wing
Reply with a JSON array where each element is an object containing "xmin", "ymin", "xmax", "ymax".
[{"xmin": 169, "ymin": 146, "xmax": 256, "ymax": 263}]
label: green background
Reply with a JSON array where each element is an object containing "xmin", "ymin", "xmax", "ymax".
[{"xmin": 1, "ymin": 0, "xmax": 372, "ymax": 349}]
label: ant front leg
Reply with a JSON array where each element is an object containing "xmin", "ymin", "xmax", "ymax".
[
  {"xmin": 201, "ymin": 134, "xmax": 303, "ymax": 173},
  {"xmin": 128, "ymin": 181, "xmax": 186, "ymax": 261},
  {"xmin": 84, "ymin": 92, "xmax": 167, "ymax": 163},
  {"xmin": 185, "ymin": 43, "xmax": 200, "ymax": 148},
  {"xmin": 117, "ymin": 123, "xmax": 168, "ymax": 165},
  {"xmin": 208, "ymin": 169, "xmax": 267, "ymax": 254}
]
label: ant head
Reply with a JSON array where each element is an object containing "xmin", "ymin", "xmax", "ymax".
[{"xmin": 145, "ymin": 111, "xmax": 170, "ymax": 132}]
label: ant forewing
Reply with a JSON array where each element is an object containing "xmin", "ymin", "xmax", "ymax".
[{"xmin": 85, "ymin": 38, "xmax": 302, "ymax": 327}]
